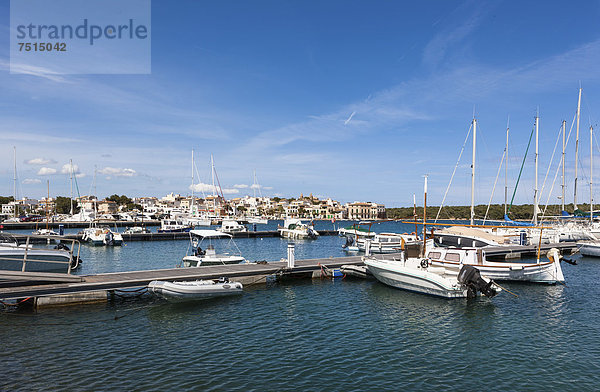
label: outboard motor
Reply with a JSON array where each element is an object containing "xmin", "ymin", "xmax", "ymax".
[
  {"xmin": 342, "ymin": 235, "xmax": 354, "ymax": 249},
  {"xmin": 457, "ymin": 265, "xmax": 498, "ymax": 298}
]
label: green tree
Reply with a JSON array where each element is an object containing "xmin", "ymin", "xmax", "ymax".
[
  {"xmin": 0, "ymin": 196, "xmax": 14, "ymax": 205},
  {"xmin": 55, "ymin": 196, "xmax": 80, "ymax": 214}
]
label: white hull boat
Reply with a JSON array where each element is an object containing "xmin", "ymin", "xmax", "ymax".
[
  {"xmin": 182, "ymin": 229, "xmax": 248, "ymax": 267},
  {"xmin": 148, "ymin": 279, "xmax": 243, "ymax": 301},
  {"xmin": 356, "ymin": 233, "xmax": 424, "ymax": 254},
  {"xmin": 579, "ymin": 241, "xmax": 600, "ymax": 257},
  {"xmin": 278, "ymin": 219, "xmax": 319, "ymax": 239},
  {"xmin": 427, "ymin": 247, "xmax": 565, "ymax": 284},
  {"xmin": 0, "ymin": 234, "xmax": 81, "ymax": 273},
  {"xmin": 365, "ymin": 255, "xmax": 500, "ymax": 299}
]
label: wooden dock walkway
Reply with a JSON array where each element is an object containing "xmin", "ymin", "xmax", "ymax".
[{"xmin": 0, "ymin": 254, "xmax": 385, "ymax": 301}]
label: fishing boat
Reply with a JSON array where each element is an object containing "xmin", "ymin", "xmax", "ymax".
[
  {"xmin": 365, "ymin": 255, "xmax": 500, "ymax": 298},
  {"xmin": 278, "ymin": 219, "xmax": 319, "ymax": 239},
  {"xmin": 427, "ymin": 246, "xmax": 564, "ymax": 284},
  {"xmin": 147, "ymin": 278, "xmax": 243, "ymax": 301},
  {"xmin": 182, "ymin": 229, "xmax": 247, "ymax": 267}
]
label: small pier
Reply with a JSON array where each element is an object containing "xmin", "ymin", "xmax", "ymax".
[{"xmin": 0, "ymin": 253, "xmax": 391, "ymax": 306}]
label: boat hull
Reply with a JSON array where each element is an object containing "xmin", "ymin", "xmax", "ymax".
[
  {"xmin": 365, "ymin": 258, "xmax": 470, "ymax": 298},
  {"xmin": 148, "ymin": 280, "xmax": 243, "ymax": 301},
  {"xmin": 579, "ymin": 242, "xmax": 600, "ymax": 257},
  {"xmin": 428, "ymin": 259, "xmax": 564, "ymax": 284}
]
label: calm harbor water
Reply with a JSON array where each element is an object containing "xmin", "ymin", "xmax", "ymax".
[{"xmin": 1, "ymin": 221, "xmax": 599, "ymax": 391}]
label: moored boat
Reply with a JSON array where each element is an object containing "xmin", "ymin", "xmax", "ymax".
[
  {"xmin": 147, "ymin": 278, "xmax": 243, "ymax": 301},
  {"xmin": 365, "ymin": 254, "xmax": 500, "ymax": 299}
]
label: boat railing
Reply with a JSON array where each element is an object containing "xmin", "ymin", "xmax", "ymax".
[{"xmin": 0, "ymin": 234, "xmax": 81, "ymax": 274}]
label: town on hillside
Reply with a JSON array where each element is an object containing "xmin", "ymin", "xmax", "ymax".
[{"xmin": 0, "ymin": 193, "xmax": 387, "ymax": 222}]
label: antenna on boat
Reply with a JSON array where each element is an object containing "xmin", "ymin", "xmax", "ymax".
[{"xmin": 69, "ymin": 159, "xmax": 74, "ymax": 216}]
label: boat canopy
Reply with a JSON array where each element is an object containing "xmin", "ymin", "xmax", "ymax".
[{"xmin": 189, "ymin": 229, "xmax": 232, "ymax": 238}]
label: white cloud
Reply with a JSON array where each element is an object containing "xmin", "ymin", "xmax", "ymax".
[
  {"xmin": 190, "ymin": 182, "xmax": 239, "ymax": 195},
  {"xmin": 250, "ymin": 184, "xmax": 262, "ymax": 189},
  {"xmin": 61, "ymin": 163, "xmax": 80, "ymax": 175},
  {"xmin": 37, "ymin": 167, "xmax": 57, "ymax": 175},
  {"xmin": 234, "ymin": 184, "xmax": 249, "ymax": 188},
  {"xmin": 98, "ymin": 167, "xmax": 136, "ymax": 177},
  {"xmin": 25, "ymin": 157, "xmax": 57, "ymax": 165},
  {"xmin": 22, "ymin": 178, "xmax": 41, "ymax": 184}
]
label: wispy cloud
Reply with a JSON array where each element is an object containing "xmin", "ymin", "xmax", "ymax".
[
  {"xmin": 422, "ymin": 2, "xmax": 491, "ymax": 69},
  {"xmin": 234, "ymin": 184, "xmax": 249, "ymax": 188},
  {"xmin": 23, "ymin": 178, "xmax": 41, "ymax": 184},
  {"xmin": 190, "ymin": 182, "xmax": 239, "ymax": 195},
  {"xmin": 98, "ymin": 167, "xmax": 136, "ymax": 177}
]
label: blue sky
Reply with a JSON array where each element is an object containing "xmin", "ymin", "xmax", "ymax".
[{"xmin": 2, "ymin": 0, "xmax": 600, "ymax": 208}]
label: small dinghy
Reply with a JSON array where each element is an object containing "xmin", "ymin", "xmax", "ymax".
[{"xmin": 147, "ymin": 278, "xmax": 243, "ymax": 301}]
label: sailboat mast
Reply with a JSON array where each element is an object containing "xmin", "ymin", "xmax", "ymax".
[
  {"xmin": 470, "ymin": 118, "xmax": 476, "ymax": 226},
  {"xmin": 534, "ymin": 115, "xmax": 539, "ymax": 226},
  {"xmin": 591, "ymin": 125, "xmax": 594, "ymax": 224},
  {"xmin": 69, "ymin": 159, "xmax": 74, "ymax": 215},
  {"xmin": 46, "ymin": 180, "xmax": 49, "ymax": 231},
  {"xmin": 191, "ymin": 149, "xmax": 195, "ymax": 216},
  {"xmin": 505, "ymin": 120, "xmax": 509, "ymax": 215},
  {"xmin": 253, "ymin": 169, "xmax": 257, "ymax": 198},
  {"xmin": 93, "ymin": 165, "xmax": 97, "ymax": 219},
  {"xmin": 422, "ymin": 175, "xmax": 428, "ymax": 257},
  {"xmin": 561, "ymin": 120, "xmax": 566, "ymax": 212},
  {"xmin": 574, "ymin": 87, "xmax": 582, "ymax": 209},
  {"xmin": 13, "ymin": 146, "xmax": 17, "ymax": 217}
]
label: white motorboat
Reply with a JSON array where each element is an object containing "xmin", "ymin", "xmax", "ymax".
[
  {"xmin": 365, "ymin": 254, "xmax": 500, "ymax": 299},
  {"xmin": 278, "ymin": 219, "xmax": 319, "ymax": 239},
  {"xmin": 427, "ymin": 246, "xmax": 565, "ymax": 284},
  {"xmin": 220, "ymin": 220, "xmax": 248, "ymax": 234},
  {"xmin": 182, "ymin": 229, "xmax": 248, "ymax": 267},
  {"xmin": 246, "ymin": 216, "xmax": 268, "ymax": 225},
  {"xmin": 147, "ymin": 278, "xmax": 243, "ymax": 301},
  {"xmin": 32, "ymin": 228, "xmax": 60, "ymax": 236},
  {"xmin": 355, "ymin": 232, "xmax": 426, "ymax": 254},
  {"xmin": 123, "ymin": 226, "xmax": 151, "ymax": 234},
  {"xmin": 82, "ymin": 226, "xmax": 123, "ymax": 246},
  {"xmin": 158, "ymin": 219, "xmax": 193, "ymax": 233},
  {"xmin": 0, "ymin": 234, "xmax": 81, "ymax": 273},
  {"xmin": 578, "ymin": 241, "xmax": 600, "ymax": 257}
]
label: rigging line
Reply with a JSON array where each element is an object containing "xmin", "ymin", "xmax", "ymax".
[
  {"xmin": 542, "ymin": 115, "xmax": 577, "ymax": 217},
  {"xmin": 538, "ymin": 124, "xmax": 563, "ymax": 203},
  {"xmin": 483, "ymin": 149, "xmax": 505, "ymax": 224},
  {"xmin": 434, "ymin": 122, "xmax": 472, "ymax": 223},
  {"xmin": 509, "ymin": 124, "xmax": 535, "ymax": 214}
]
